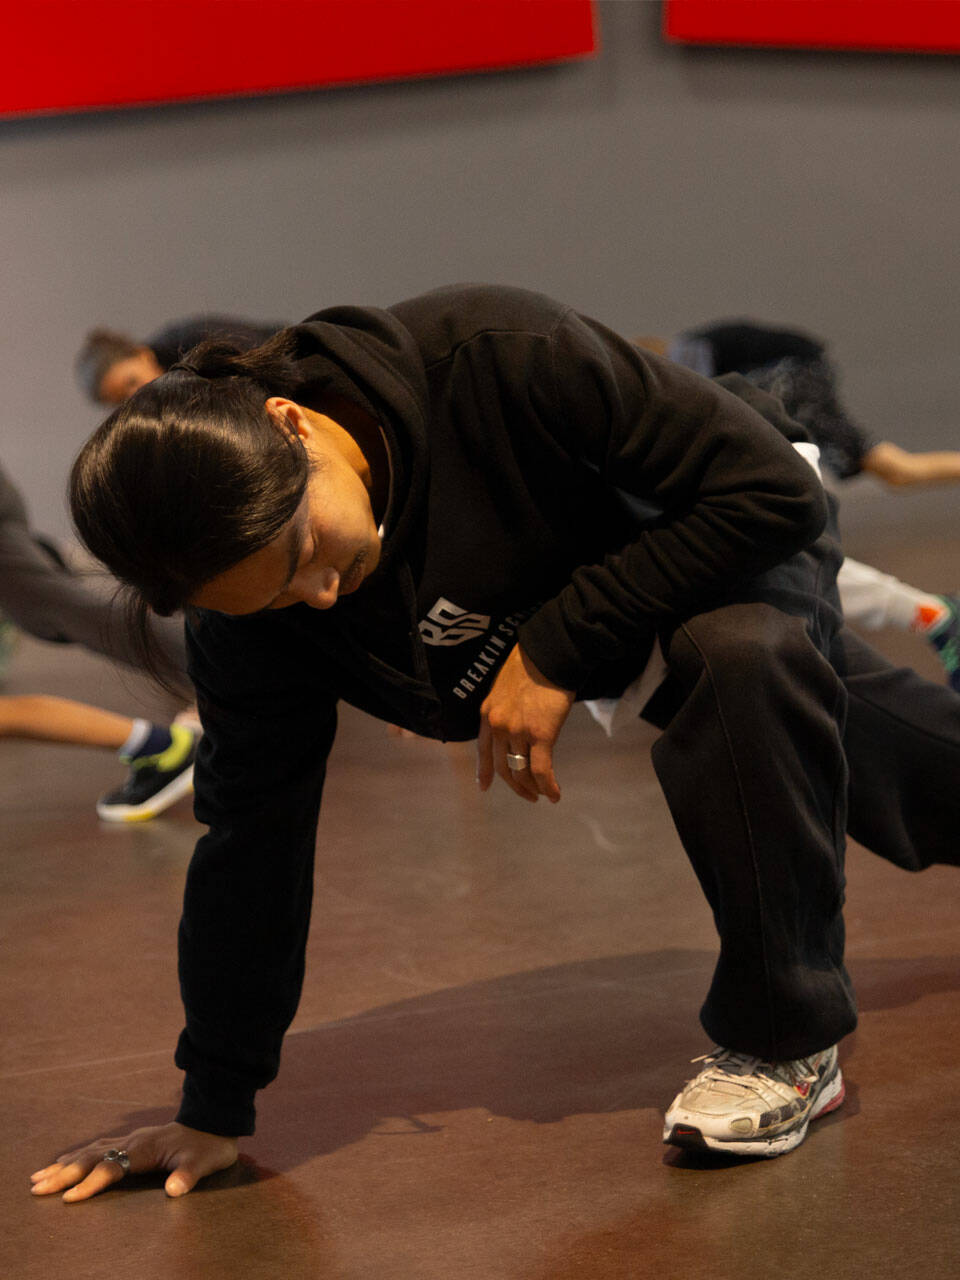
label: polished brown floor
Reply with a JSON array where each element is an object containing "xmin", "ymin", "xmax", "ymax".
[{"xmin": 3, "ymin": 522, "xmax": 960, "ymax": 1279}]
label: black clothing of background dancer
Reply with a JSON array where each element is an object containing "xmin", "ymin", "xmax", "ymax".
[
  {"xmin": 32, "ymin": 285, "xmax": 960, "ymax": 1200},
  {"xmin": 661, "ymin": 319, "xmax": 960, "ymax": 486}
]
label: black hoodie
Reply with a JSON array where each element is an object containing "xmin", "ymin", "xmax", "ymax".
[{"xmin": 176, "ymin": 285, "xmax": 827, "ymax": 1135}]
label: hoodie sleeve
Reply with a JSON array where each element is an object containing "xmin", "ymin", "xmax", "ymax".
[
  {"xmin": 519, "ymin": 310, "xmax": 828, "ymax": 690},
  {"xmin": 173, "ymin": 608, "xmax": 337, "ymax": 1136}
]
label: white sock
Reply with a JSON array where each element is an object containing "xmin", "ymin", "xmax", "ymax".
[
  {"xmin": 119, "ymin": 718, "xmax": 152, "ymax": 758},
  {"xmin": 837, "ymin": 558, "xmax": 946, "ymax": 633}
]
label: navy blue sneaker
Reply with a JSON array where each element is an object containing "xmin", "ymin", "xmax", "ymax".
[
  {"xmin": 97, "ymin": 724, "xmax": 199, "ymax": 822},
  {"xmin": 928, "ymin": 596, "xmax": 960, "ymax": 693}
]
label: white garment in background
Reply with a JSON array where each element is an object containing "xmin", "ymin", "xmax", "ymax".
[{"xmin": 836, "ymin": 557, "xmax": 938, "ymax": 631}]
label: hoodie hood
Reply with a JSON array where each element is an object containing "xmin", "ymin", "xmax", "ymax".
[{"xmin": 284, "ymin": 306, "xmax": 430, "ymax": 571}]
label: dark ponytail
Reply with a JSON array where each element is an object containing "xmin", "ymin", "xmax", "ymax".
[
  {"xmin": 170, "ymin": 328, "xmax": 303, "ymax": 393},
  {"xmin": 70, "ymin": 329, "xmax": 311, "ymax": 680}
]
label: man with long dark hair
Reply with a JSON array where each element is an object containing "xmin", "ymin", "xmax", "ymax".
[{"xmin": 31, "ymin": 285, "xmax": 960, "ymax": 1200}]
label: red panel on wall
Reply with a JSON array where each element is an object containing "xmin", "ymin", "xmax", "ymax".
[
  {"xmin": 664, "ymin": 1, "xmax": 960, "ymax": 54},
  {"xmin": 0, "ymin": 0, "xmax": 597, "ymax": 119}
]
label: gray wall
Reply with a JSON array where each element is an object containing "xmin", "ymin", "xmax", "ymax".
[{"xmin": 2, "ymin": 1, "xmax": 957, "ymax": 541}]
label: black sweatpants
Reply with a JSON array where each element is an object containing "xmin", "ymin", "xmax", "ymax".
[{"xmin": 646, "ymin": 514, "xmax": 960, "ymax": 1061}]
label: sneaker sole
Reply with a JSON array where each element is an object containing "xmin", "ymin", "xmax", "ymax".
[
  {"xmin": 663, "ymin": 1067, "xmax": 845, "ymax": 1158},
  {"xmin": 96, "ymin": 765, "xmax": 195, "ymax": 823}
]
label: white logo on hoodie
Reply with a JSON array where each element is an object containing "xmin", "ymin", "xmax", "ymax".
[{"xmin": 419, "ymin": 597, "xmax": 492, "ymax": 647}]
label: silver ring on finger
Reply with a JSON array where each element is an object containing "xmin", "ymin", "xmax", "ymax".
[
  {"xmin": 101, "ymin": 1148, "xmax": 131, "ymax": 1176},
  {"xmin": 506, "ymin": 752, "xmax": 529, "ymax": 772}
]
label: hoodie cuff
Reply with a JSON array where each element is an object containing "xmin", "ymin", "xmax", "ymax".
[
  {"xmin": 176, "ymin": 1072, "xmax": 256, "ymax": 1138},
  {"xmin": 518, "ymin": 602, "xmax": 593, "ymax": 692}
]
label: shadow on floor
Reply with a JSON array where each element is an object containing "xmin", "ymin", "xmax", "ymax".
[{"xmin": 101, "ymin": 946, "xmax": 959, "ymax": 1185}]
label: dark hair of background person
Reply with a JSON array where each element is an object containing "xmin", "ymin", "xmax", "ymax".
[
  {"xmin": 75, "ymin": 329, "xmax": 143, "ymax": 401},
  {"xmin": 69, "ymin": 332, "xmax": 309, "ymax": 682}
]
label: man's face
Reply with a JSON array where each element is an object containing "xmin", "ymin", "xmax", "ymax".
[
  {"xmin": 189, "ymin": 448, "xmax": 382, "ymax": 617},
  {"xmin": 98, "ymin": 349, "xmax": 164, "ymax": 404}
]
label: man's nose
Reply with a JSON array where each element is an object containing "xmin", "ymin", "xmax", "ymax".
[{"xmin": 288, "ymin": 565, "xmax": 341, "ymax": 609}]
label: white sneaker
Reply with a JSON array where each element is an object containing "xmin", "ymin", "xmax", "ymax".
[{"xmin": 663, "ymin": 1045, "xmax": 844, "ymax": 1157}]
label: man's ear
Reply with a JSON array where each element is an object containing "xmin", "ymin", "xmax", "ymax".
[{"xmin": 265, "ymin": 397, "xmax": 310, "ymax": 443}]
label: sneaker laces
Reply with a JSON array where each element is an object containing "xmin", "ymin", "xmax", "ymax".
[{"xmin": 691, "ymin": 1048, "xmax": 819, "ymax": 1089}]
